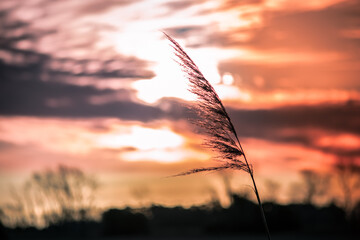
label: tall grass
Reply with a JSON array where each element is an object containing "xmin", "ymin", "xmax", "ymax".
[{"xmin": 164, "ymin": 32, "xmax": 271, "ymax": 240}]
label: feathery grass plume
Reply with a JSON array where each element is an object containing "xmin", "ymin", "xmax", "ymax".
[{"xmin": 164, "ymin": 32, "xmax": 271, "ymax": 240}]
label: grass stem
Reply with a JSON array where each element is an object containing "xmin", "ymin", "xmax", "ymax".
[
  {"xmin": 164, "ymin": 32, "xmax": 272, "ymax": 240},
  {"xmin": 249, "ymin": 165, "xmax": 272, "ymax": 240}
]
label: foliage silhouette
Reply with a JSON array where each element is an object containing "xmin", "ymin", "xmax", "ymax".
[
  {"xmin": 102, "ymin": 208, "xmax": 148, "ymax": 236},
  {"xmin": 1, "ymin": 165, "xmax": 97, "ymax": 227},
  {"xmin": 2, "ymin": 195, "xmax": 359, "ymax": 239},
  {"xmin": 300, "ymin": 169, "xmax": 330, "ymax": 205},
  {"xmin": 335, "ymin": 157, "xmax": 360, "ymax": 213}
]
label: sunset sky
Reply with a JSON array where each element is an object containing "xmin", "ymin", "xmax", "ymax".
[{"xmin": 1, "ymin": 0, "xmax": 360, "ymax": 209}]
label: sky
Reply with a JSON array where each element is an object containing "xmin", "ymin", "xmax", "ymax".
[{"xmin": 0, "ymin": 0, "xmax": 360, "ymax": 209}]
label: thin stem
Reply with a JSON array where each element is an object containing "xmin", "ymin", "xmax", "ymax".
[
  {"xmin": 234, "ymin": 132, "xmax": 271, "ymax": 240},
  {"xmin": 242, "ymin": 153, "xmax": 271, "ymax": 240},
  {"xmin": 249, "ymin": 168, "xmax": 272, "ymax": 240}
]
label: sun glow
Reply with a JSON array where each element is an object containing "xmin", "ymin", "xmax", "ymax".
[
  {"xmin": 316, "ymin": 134, "xmax": 360, "ymax": 151},
  {"xmin": 129, "ymin": 32, "xmax": 196, "ymax": 104},
  {"xmin": 121, "ymin": 147, "xmax": 209, "ymax": 163},
  {"xmin": 96, "ymin": 126, "xmax": 184, "ymax": 151},
  {"xmin": 132, "ymin": 43, "xmax": 240, "ymax": 104},
  {"xmin": 222, "ymin": 73, "xmax": 234, "ymax": 85},
  {"xmin": 96, "ymin": 125, "xmax": 209, "ymax": 163}
]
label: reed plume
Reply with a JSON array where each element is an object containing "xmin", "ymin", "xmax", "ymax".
[{"xmin": 164, "ymin": 32, "xmax": 271, "ymax": 240}]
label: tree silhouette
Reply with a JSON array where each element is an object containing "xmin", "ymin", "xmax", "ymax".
[
  {"xmin": 264, "ymin": 180, "xmax": 281, "ymax": 203},
  {"xmin": 335, "ymin": 157, "xmax": 360, "ymax": 213},
  {"xmin": 1, "ymin": 165, "xmax": 97, "ymax": 227},
  {"xmin": 300, "ymin": 170, "xmax": 330, "ymax": 205}
]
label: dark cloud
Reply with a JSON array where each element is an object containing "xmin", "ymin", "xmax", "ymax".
[
  {"xmin": 231, "ymin": 102, "xmax": 359, "ymax": 134},
  {"xmin": 160, "ymin": 97, "xmax": 360, "ymax": 144},
  {"xmin": 0, "ymin": 0, "xmax": 140, "ymax": 19},
  {"xmin": 162, "ymin": 0, "xmax": 204, "ymax": 11},
  {"xmin": 218, "ymin": 60, "xmax": 360, "ymax": 91},
  {"xmin": 0, "ymin": 55, "xmax": 162, "ymax": 120},
  {"xmin": 74, "ymin": 0, "xmax": 139, "ymax": 16},
  {"xmin": 164, "ymin": 26, "xmax": 204, "ymax": 39},
  {"xmin": 227, "ymin": 102, "xmax": 360, "ymax": 157},
  {"xmin": 156, "ymin": 97, "xmax": 192, "ymax": 120},
  {"xmin": 47, "ymin": 57, "xmax": 155, "ymax": 80},
  {"xmin": 0, "ymin": 9, "xmax": 56, "ymax": 49},
  {"xmin": 317, "ymin": 147, "xmax": 360, "ymax": 159},
  {"xmin": 0, "ymin": 7, "xmax": 159, "ymax": 121},
  {"xmin": 159, "ymin": 97, "xmax": 360, "ymax": 157},
  {"xmin": 0, "ymin": 3, "xmax": 154, "ymax": 81},
  {"xmin": 0, "ymin": 140, "xmax": 16, "ymax": 150},
  {"xmin": 166, "ymin": 97, "xmax": 360, "ymax": 160}
]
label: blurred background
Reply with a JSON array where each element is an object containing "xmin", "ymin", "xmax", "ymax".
[{"xmin": 0, "ymin": 0, "xmax": 359, "ymax": 238}]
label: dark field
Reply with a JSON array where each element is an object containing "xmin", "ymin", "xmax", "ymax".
[
  {"xmin": 5, "ymin": 234, "xmax": 360, "ymax": 240},
  {"xmin": 2, "ymin": 195, "xmax": 359, "ymax": 240}
]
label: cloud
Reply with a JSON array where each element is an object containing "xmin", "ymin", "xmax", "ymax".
[
  {"xmin": 164, "ymin": 26, "xmax": 205, "ymax": 40},
  {"xmin": 201, "ymin": 0, "xmax": 360, "ymax": 51},
  {"xmin": 0, "ymin": 65, "xmax": 162, "ymax": 120},
  {"xmin": 0, "ymin": 0, "xmax": 140, "ymax": 20},
  {"xmin": 0, "ymin": 46, "xmax": 159, "ymax": 121},
  {"xmin": 47, "ymin": 57, "xmax": 155, "ymax": 80},
  {"xmin": 74, "ymin": 0, "xmax": 139, "ymax": 16},
  {"xmin": 1, "ymin": 0, "xmax": 359, "ymax": 159},
  {"xmin": 218, "ymin": 60, "xmax": 360, "ymax": 91},
  {"xmin": 170, "ymin": 1, "xmax": 360, "ymax": 64},
  {"xmin": 217, "ymin": 0, "xmax": 264, "ymax": 11},
  {"xmin": 0, "ymin": 5, "xmax": 161, "ymax": 121},
  {"xmin": 160, "ymin": 0, "xmax": 360, "ymax": 94},
  {"xmin": 162, "ymin": 0, "xmax": 203, "ymax": 12},
  {"xmin": 230, "ymin": 102, "xmax": 359, "ymax": 135},
  {"xmin": 201, "ymin": 1, "xmax": 360, "ymax": 93},
  {"xmin": 0, "ymin": 2, "xmax": 155, "ymax": 81},
  {"xmin": 156, "ymin": 97, "xmax": 360, "ymax": 149},
  {"xmin": 0, "ymin": 44, "xmax": 158, "ymax": 121},
  {"xmin": 155, "ymin": 97, "xmax": 360, "ymax": 158},
  {"xmin": 225, "ymin": 101, "xmax": 360, "ymax": 157},
  {"xmin": 0, "ymin": 140, "xmax": 16, "ymax": 151}
]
